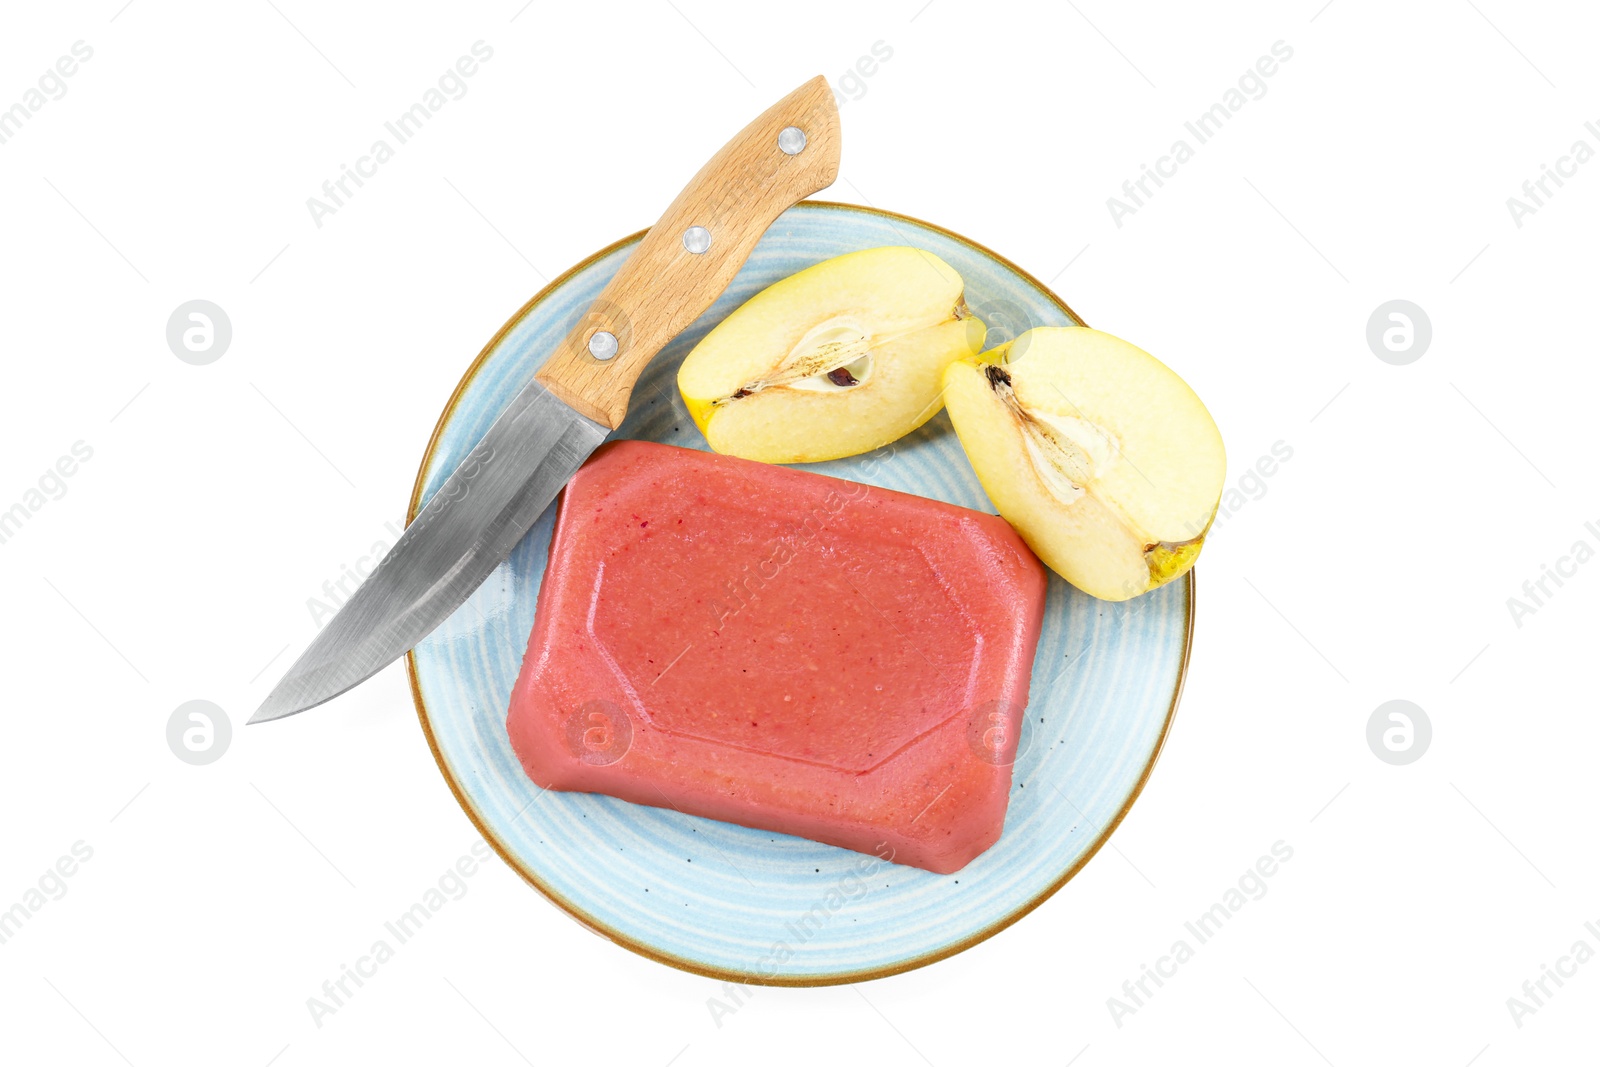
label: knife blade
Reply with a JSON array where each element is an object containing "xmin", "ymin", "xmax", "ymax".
[{"xmin": 252, "ymin": 76, "xmax": 841, "ymax": 723}]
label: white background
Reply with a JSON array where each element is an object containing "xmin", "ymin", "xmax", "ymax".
[{"xmin": 1, "ymin": 1, "xmax": 1595, "ymax": 1064}]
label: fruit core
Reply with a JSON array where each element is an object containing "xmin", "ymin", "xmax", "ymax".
[
  {"xmin": 714, "ymin": 301, "xmax": 972, "ymax": 405},
  {"xmin": 982, "ymin": 363, "xmax": 1118, "ymax": 505}
]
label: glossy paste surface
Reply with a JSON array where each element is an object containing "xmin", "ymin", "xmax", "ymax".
[{"xmin": 508, "ymin": 441, "xmax": 1047, "ymax": 874}]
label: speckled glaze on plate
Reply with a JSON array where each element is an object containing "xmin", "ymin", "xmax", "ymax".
[{"xmin": 406, "ymin": 201, "xmax": 1192, "ymax": 985}]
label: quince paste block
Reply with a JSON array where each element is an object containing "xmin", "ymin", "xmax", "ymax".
[{"xmin": 506, "ymin": 440, "xmax": 1046, "ymax": 874}]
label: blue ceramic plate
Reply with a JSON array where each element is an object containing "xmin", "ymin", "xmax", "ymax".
[{"xmin": 406, "ymin": 201, "xmax": 1192, "ymax": 985}]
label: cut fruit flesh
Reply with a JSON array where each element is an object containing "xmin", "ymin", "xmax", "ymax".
[
  {"xmin": 678, "ymin": 246, "xmax": 986, "ymax": 463},
  {"xmin": 701, "ymin": 317, "xmax": 984, "ymax": 462},
  {"xmin": 943, "ymin": 327, "xmax": 1226, "ymax": 601}
]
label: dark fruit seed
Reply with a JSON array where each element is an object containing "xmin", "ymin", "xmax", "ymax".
[
  {"xmin": 984, "ymin": 364, "xmax": 1012, "ymax": 388},
  {"xmin": 827, "ymin": 367, "xmax": 859, "ymax": 387},
  {"xmin": 730, "ymin": 388, "xmax": 752, "ymax": 399}
]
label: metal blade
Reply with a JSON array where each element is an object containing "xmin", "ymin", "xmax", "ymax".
[{"xmin": 250, "ymin": 380, "xmax": 608, "ymax": 723}]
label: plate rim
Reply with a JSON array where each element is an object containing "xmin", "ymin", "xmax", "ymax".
[{"xmin": 403, "ymin": 199, "xmax": 1194, "ymax": 986}]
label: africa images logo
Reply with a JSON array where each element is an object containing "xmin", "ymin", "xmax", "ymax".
[
  {"xmin": 1106, "ymin": 41, "xmax": 1294, "ymax": 228},
  {"xmin": 305, "ymin": 41, "xmax": 495, "ymax": 228}
]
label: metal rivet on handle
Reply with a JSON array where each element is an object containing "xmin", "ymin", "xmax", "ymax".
[
  {"xmin": 588, "ymin": 330, "xmax": 619, "ymax": 360},
  {"xmin": 777, "ymin": 126, "xmax": 807, "ymax": 155},
  {"xmin": 682, "ymin": 226, "xmax": 712, "ymax": 254}
]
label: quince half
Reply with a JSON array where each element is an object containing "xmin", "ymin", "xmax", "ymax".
[
  {"xmin": 678, "ymin": 246, "xmax": 985, "ymax": 463},
  {"xmin": 942, "ymin": 327, "xmax": 1225, "ymax": 600}
]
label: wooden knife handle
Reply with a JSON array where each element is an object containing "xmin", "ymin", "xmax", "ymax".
[{"xmin": 534, "ymin": 76, "xmax": 841, "ymax": 429}]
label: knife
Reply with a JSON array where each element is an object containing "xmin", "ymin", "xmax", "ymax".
[{"xmin": 251, "ymin": 76, "xmax": 841, "ymax": 724}]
